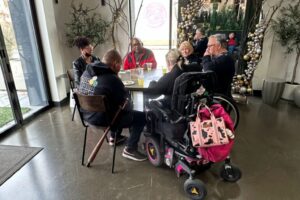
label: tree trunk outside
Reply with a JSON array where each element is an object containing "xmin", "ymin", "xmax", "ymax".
[{"xmin": 111, "ymin": 23, "xmax": 116, "ymax": 49}]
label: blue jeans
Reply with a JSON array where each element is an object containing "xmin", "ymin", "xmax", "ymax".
[
  {"xmin": 228, "ymin": 46, "xmax": 235, "ymax": 54},
  {"xmin": 111, "ymin": 111, "xmax": 146, "ymax": 150}
]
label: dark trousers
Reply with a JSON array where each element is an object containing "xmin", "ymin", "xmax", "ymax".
[{"xmin": 111, "ymin": 110, "xmax": 146, "ymax": 150}]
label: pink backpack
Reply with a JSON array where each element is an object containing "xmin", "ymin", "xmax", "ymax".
[{"xmin": 195, "ymin": 104, "xmax": 235, "ymax": 162}]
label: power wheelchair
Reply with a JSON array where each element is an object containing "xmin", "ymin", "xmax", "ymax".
[{"xmin": 144, "ymin": 71, "xmax": 241, "ymax": 200}]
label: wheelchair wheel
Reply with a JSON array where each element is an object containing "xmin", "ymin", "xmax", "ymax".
[
  {"xmin": 212, "ymin": 94, "xmax": 240, "ymax": 129},
  {"xmin": 184, "ymin": 179, "xmax": 207, "ymax": 200},
  {"xmin": 220, "ymin": 164, "xmax": 242, "ymax": 182},
  {"xmin": 145, "ymin": 136, "xmax": 164, "ymax": 167}
]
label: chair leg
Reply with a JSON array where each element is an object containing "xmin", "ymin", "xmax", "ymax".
[
  {"xmin": 112, "ymin": 132, "xmax": 117, "ymax": 173},
  {"xmin": 72, "ymin": 104, "xmax": 77, "ymax": 121},
  {"xmin": 86, "ymin": 128, "xmax": 111, "ymax": 167},
  {"xmin": 105, "ymin": 135, "xmax": 109, "ymax": 143},
  {"xmin": 82, "ymin": 127, "xmax": 88, "ymax": 166}
]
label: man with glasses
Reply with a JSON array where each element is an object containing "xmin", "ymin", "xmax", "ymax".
[
  {"xmin": 202, "ymin": 34, "xmax": 235, "ymax": 98},
  {"xmin": 123, "ymin": 37, "xmax": 157, "ymax": 70},
  {"xmin": 72, "ymin": 36, "xmax": 100, "ymax": 87}
]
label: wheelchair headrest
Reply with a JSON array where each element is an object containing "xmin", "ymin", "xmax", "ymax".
[{"xmin": 171, "ymin": 71, "xmax": 217, "ymax": 115}]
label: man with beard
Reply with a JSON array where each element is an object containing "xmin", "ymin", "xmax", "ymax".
[{"xmin": 123, "ymin": 38, "xmax": 157, "ymax": 70}]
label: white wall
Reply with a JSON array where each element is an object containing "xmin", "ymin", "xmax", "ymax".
[
  {"xmin": 253, "ymin": 0, "xmax": 300, "ymax": 90},
  {"xmin": 36, "ymin": 0, "xmax": 300, "ymax": 100},
  {"xmin": 35, "ymin": 0, "xmax": 130, "ymax": 102},
  {"xmin": 52, "ymin": 0, "xmax": 130, "ymax": 70},
  {"xmin": 34, "ymin": 0, "xmax": 67, "ymax": 102}
]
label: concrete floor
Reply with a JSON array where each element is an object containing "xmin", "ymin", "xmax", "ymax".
[{"xmin": 0, "ymin": 97, "xmax": 300, "ymax": 200}]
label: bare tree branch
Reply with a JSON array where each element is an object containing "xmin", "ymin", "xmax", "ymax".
[
  {"xmin": 105, "ymin": 0, "xmax": 115, "ymax": 12},
  {"xmin": 133, "ymin": 0, "xmax": 144, "ymax": 37},
  {"xmin": 118, "ymin": 23, "xmax": 129, "ymax": 35}
]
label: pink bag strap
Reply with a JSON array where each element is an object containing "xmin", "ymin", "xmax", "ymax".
[
  {"xmin": 196, "ymin": 103, "xmax": 216, "ymax": 121},
  {"xmin": 196, "ymin": 103, "xmax": 219, "ymax": 133}
]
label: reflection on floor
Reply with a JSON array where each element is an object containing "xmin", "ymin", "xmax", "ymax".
[{"xmin": 0, "ymin": 97, "xmax": 299, "ymax": 200}]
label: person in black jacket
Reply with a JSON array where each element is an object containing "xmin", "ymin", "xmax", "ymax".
[
  {"xmin": 146, "ymin": 49, "xmax": 202, "ymax": 106},
  {"xmin": 72, "ymin": 36, "xmax": 100, "ymax": 87},
  {"xmin": 78, "ymin": 49, "xmax": 147, "ymax": 162},
  {"xmin": 145, "ymin": 49, "xmax": 202, "ymax": 141},
  {"xmin": 147, "ymin": 49, "xmax": 182, "ymax": 98},
  {"xmin": 202, "ymin": 34, "xmax": 235, "ymax": 97},
  {"xmin": 193, "ymin": 28, "xmax": 208, "ymax": 58}
]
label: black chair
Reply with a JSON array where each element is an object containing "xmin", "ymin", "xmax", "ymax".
[
  {"xmin": 67, "ymin": 69, "xmax": 77, "ymax": 121},
  {"xmin": 73, "ymin": 91, "xmax": 128, "ymax": 173}
]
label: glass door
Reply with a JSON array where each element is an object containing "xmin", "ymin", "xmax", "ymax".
[
  {"xmin": 0, "ymin": 0, "xmax": 49, "ymax": 133},
  {"xmin": 0, "ymin": 50, "xmax": 17, "ymax": 132}
]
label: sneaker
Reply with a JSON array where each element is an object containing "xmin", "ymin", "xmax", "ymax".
[
  {"xmin": 122, "ymin": 147, "xmax": 147, "ymax": 162},
  {"xmin": 109, "ymin": 135, "xmax": 127, "ymax": 146}
]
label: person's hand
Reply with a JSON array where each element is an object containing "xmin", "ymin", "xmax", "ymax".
[
  {"xmin": 82, "ymin": 50, "xmax": 91, "ymax": 59},
  {"xmin": 204, "ymin": 48, "xmax": 210, "ymax": 56},
  {"xmin": 194, "ymin": 35, "xmax": 197, "ymax": 40}
]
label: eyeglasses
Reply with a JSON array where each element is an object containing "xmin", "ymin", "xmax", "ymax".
[
  {"xmin": 131, "ymin": 43, "xmax": 141, "ymax": 47},
  {"xmin": 207, "ymin": 44, "xmax": 217, "ymax": 48}
]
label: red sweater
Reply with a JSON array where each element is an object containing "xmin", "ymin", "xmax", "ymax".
[
  {"xmin": 227, "ymin": 38, "xmax": 237, "ymax": 46},
  {"xmin": 123, "ymin": 48, "xmax": 157, "ymax": 70}
]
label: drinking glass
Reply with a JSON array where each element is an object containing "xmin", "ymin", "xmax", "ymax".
[
  {"xmin": 146, "ymin": 63, "xmax": 152, "ymax": 71},
  {"xmin": 137, "ymin": 68, "xmax": 144, "ymax": 86}
]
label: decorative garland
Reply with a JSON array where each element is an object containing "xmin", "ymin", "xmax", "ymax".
[
  {"xmin": 232, "ymin": 0, "xmax": 284, "ymax": 95},
  {"xmin": 177, "ymin": 0, "xmax": 208, "ymax": 44},
  {"xmin": 232, "ymin": 21, "xmax": 266, "ymax": 95}
]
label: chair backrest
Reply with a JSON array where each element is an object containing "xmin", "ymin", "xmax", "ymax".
[
  {"xmin": 67, "ymin": 68, "xmax": 75, "ymax": 91},
  {"xmin": 171, "ymin": 71, "xmax": 217, "ymax": 116},
  {"xmin": 75, "ymin": 92, "xmax": 108, "ymax": 113},
  {"xmin": 73, "ymin": 91, "xmax": 109, "ymax": 126}
]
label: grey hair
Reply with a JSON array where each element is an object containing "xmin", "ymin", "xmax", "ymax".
[
  {"xmin": 210, "ymin": 34, "xmax": 227, "ymax": 49},
  {"xmin": 166, "ymin": 49, "xmax": 180, "ymax": 65}
]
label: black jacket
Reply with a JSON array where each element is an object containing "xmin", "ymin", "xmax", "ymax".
[
  {"xmin": 72, "ymin": 55, "xmax": 100, "ymax": 87},
  {"xmin": 202, "ymin": 53, "xmax": 235, "ymax": 97},
  {"xmin": 184, "ymin": 53, "xmax": 201, "ymax": 65},
  {"xmin": 193, "ymin": 37, "xmax": 208, "ymax": 58},
  {"xmin": 78, "ymin": 61, "xmax": 129, "ymax": 126},
  {"xmin": 146, "ymin": 63, "xmax": 202, "ymax": 104}
]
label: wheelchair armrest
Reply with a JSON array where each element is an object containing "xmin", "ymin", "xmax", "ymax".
[
  {"xmin": 148, "ymin": 100, "xmax": 187, "ymax": 124},
  {"xmin": 170, "ymin": 116, "xmax": 186, "ymax": 124},
  {"xmin": 148, "ymin": 100, "xmax": 172, "ymax": 121}
]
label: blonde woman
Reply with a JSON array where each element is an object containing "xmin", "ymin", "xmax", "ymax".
[{"xmin": 179, "ymin": 41, "xmax": 199, "ymax": 65}]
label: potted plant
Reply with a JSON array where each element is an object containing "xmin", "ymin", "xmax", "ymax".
[
  {"xmin": 272, "ymin": 1, "xmax": 300, "ymax": 104},
  {"xmin": 65, "ymin": 3, "xmax": 109, "ymax": 48}
]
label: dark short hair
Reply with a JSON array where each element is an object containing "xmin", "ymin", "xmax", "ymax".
[
  {"xmin": 74, "ymin": 36, "xmax": 91, "ymax": 49},
  {"xmin": 102, "ymin": 49, "xmax": 122, "ymax": 66}
]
